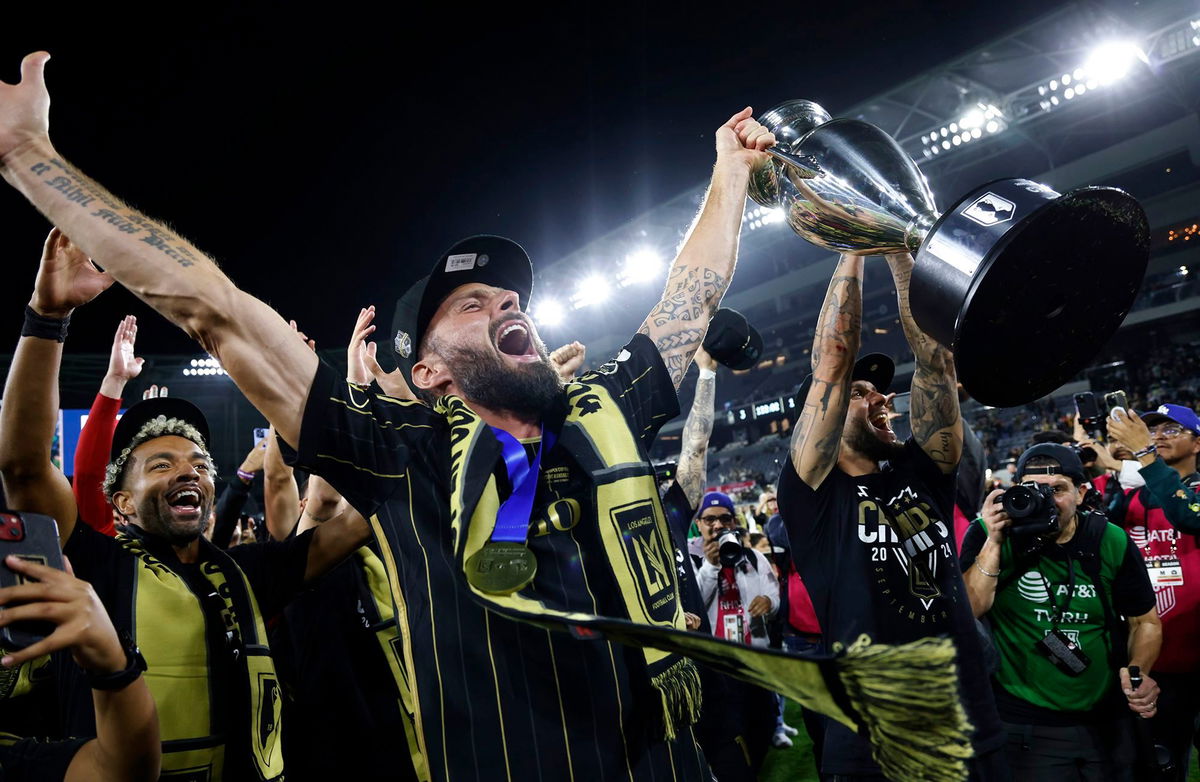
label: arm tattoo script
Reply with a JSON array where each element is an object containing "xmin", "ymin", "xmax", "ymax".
[
  {"xmin": 789, "ymin": 259, "xmax": 863, "ymax": 486},
  {"xmin": 676, "ymin": 373, "xmax": 715, "ymax": 507},
  {"xmin": 639, "ymin": 265, "xmax": 729, "ymax": 388},
  {"xmin": 890, "ymin": 257, "xmax": 961, "ymax": 470},
  {"xmin": 30, "ymin": 157, "xmax": 206, "ymax": 269}
]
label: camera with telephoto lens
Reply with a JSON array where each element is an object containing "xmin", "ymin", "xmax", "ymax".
[
  {"xmin": 1000, "ymin": 482, "xmax": 1060, "ymax": 537},
  {"xmin": 716, "ymin": 528, "xmax": 747, "ymax": 568}
]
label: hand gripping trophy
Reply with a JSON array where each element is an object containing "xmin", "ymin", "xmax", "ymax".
[{"xmin": 749, "ymin": 100, "xmax": 1150, "ymax": 407}]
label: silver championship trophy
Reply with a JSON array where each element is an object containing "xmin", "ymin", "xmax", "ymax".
[{"xmin": 749, "ymin": 99, "xmax": 1150, "ymax": 407}]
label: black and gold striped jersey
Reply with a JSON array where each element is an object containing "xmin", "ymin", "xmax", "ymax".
[{"xmin": 286, "ymin": 335, "xmax": 711, "ymax": 782}]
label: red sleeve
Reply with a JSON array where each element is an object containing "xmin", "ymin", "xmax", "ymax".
[{"xmin": 73, "ymin": 393, "xmax": 121, "ymax": 537}]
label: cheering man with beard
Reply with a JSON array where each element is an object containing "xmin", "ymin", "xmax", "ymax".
[
  {"xmin": 0, "ymin": 229, "xmax": 375, "ymax": 780},
  {"xmin": 0, "ymin": 52, "xmax": 775, "ymax": 780},
  {"xmin": 775, "ymin": 251, "xmax": 1006, "ymax": 780}
]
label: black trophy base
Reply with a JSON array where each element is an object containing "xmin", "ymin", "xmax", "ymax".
[{"xmin": 913, "ymin": 179, "xmax": 1150, "ymax": 408}]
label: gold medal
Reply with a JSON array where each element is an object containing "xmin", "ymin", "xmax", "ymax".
[{"xmin": 466, "ymin": 541, "xmax": 537, "ymax": 595}]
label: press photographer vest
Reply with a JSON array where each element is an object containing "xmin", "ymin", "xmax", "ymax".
[{"xmin": 113, "ymin": 529, "xmax": 284, "ymax": 781}]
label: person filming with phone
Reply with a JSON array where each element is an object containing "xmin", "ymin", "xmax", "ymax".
[
  {"xmin": 961, "ymin": 443, "xmax": 1162, "ymax": 779},
  {"xmin": 1102, "ymin": 402, "xmax": 1200, "ymax": 777}
]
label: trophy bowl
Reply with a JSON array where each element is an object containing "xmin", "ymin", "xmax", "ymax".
[{"xmin": 751, "ymin": 99, "xmax": 1150, "ymax": 408}]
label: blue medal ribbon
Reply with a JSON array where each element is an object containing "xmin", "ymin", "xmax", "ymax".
[{"xmin": 488, "ymin": 425, "xmax": 557, "ymax": 543}]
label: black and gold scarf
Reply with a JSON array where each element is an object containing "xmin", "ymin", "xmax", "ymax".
[
  {"xmin": 117, "ymin": 528, "xmax": 284, "ymax": 780},
  {"xmin": 438, "ymin": 382, "xmax": 975, "ymax": 781}
]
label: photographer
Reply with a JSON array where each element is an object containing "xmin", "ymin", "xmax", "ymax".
[
  {"xmin": 690, "ymin": 491, "xmax": 778, "ymax": 772},
  {"xmin": 693, "ymin": 491, "xmax": 779, "ymax": 645},
  {"xmin": 961, "ymin": 444, "xmax": 1161, "ymax": 780}
]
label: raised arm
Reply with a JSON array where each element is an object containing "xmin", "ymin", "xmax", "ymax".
[
  {"xmin": 0, "ymin": 229, "xmax": 113, "ymax": 546},
  {"xmin": 788, "ymin": 253, "xmax": 864, "ymax": 489},
  {"xmin": 263, "ymin": 426, "xmax": 300, "ymax": 541},
  {"xmin": 74, "ymin": 316, "xmax": 144, "ymax": 536},
  {"xmin": 638, "ymin": 107, "xmax": 774, "ymax": 387},
  {"xmin": 0, "ymin": 53, "xmax": 317, "ymax": 446},
  {"xmin": 884, "ymin": 252, "xmax": 962, "ymax": 473},
  {"xmin": 675, "ymin": 347, "xmax": 717, "ymax": 508}
]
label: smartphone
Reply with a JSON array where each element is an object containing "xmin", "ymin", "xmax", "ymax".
[
  {"xmin": 0, "ymin": 511, "xmax": 66, "ymax": 650},
  {"xmin": 253, "ymin": 427, "xmax": 269, "ymax": 448},
  {"xmin": 1074, "ymin": 392, "xmax": 1105, "ymax": 437},
  {"xmin": 1104, "ymin": 390, "xmax": 1129, "ymax": 415}
]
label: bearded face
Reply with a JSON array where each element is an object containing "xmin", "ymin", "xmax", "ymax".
[
  {"xmin": 415, "ymin": 285, "xmax": 563, "ymax": 417},
  {"xmin": 436, "ymin": 320, "xmax": 563, "ymax": 417},
  {"xmin": 114, "ymin": 435, "xmax": 215, "ymax": 546},
  {"xmin": 844, "ymin": 412, "xmax": 907, "ymax": 463}
]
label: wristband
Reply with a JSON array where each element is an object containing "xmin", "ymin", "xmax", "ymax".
[
  {"xmin": 698, "ymin": 368, "xmax": 717, "ymax": 380},
  {"xmin": 21, "ymin": 305, "xmax": 71, "ymax": 343},
  {"xmin": 974, "ymin": 561, "xmax": 1000, "ymax": 578},
  {"xmin": 86, "ymin": 632, "xmax": 147, "ymax": 691},
  {"xmin": 236, "ymin": 469, "xmax": 256, "ymax": 484},
  {"xmin": 1132, "ymin": 444, "xmax": 1157, "ymax": 459}
]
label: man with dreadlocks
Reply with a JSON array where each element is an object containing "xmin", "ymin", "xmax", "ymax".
[{"xmin": 0, "ymin": 229, "xmax": 377, "ymax": 781}]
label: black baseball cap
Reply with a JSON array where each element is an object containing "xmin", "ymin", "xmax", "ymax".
[
  {"xmin": 795, "ymin": 353, "xmax": 895, "ymax": 401},
  {"xmin": 110, "ymin": 397, "xmax": 211, "ymax": 463},
  {"xmin": 391, "ymin": 235, "xmax": 533, "ymax": 381},
  {"xmin": 703, "ymin": 308, "xmax": 764, "ymax": 371},
  {"xmin": 1015, "ymin": 443, "xmax": 1085, "ymax": 484}
]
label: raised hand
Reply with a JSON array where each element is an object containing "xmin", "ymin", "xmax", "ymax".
[
  {"xmin": 0, "ymin": 555, "xmax": 125, "ymax": 673},
  {"xmin": 693, "ymin": 345, "xmax": 717, "ymax": 373},
  {"xmin": 347, "ymin": 306, "xmax": 378, "ymax": 386},
  {"xmin": 715, "ymin": 107, "xmax": 776, "ymax": 171},
  {"xmin": 142, "ymin": 384, "xmax": 168, "ymax": 400},
  {"xmin": 289, "ymin": 319, "xmax": 316, "ymax": 352},
  {"xmin": 29, "ymin": 228, "xmax": 114, "ymax": 318},
  {"xmin": 0, "ymin": 52, "xmax": 51, "ymax": 162},
  {"xmin": 108, "ymin": 315, "xmax": 144, "ymax": 382},
  {"xmin": 548, "ymin": 341, "xmax": 586, "ymax": 382},
  {"xmin": 347, "ymin": 305, "xmax": 416, "ymax": 400}
]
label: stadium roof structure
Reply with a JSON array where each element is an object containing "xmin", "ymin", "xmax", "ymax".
[{"xmin": 530, "ymin": 0, "xmax": 1200, "ymax": 368}]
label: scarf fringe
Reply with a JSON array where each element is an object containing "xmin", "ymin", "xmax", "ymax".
[
  {"xmin": 650, "ymin": 657, "xmax": 703, "ymax": 740},
  {"xmin": 836, "ymin": 635, "xmax": 973, "ymax": 782}
]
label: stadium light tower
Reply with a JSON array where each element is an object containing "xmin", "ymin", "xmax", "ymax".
[{"xmin": 533, "ymin": 298, "xmax": 565, "ymax": 328}]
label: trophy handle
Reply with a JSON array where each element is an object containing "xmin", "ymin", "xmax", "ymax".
[{"xmin": 764, "ymin": 147, "xmax": 823, "ymax": 179}]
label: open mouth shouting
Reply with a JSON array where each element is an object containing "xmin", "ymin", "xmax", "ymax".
[
  {"xmin": 165, "ymin": 485, "xmax": 205, "ymax": 523},
  {"xmin": 493, "ymin": 317, "xmax": 542, "ymax": 363},
  {"xmin": 869, "ymin": 408, "xmax": 897, "ymax": 442}
]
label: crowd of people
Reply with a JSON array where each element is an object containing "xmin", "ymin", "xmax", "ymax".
[{"xmin": 0, "ymin": 50, "xmax": 1198, "ymax": 782}]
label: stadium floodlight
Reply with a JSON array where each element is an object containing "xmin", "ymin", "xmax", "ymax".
[
  {"xmin": 571, "ymin": 275, "xmax": 611, "ymax": 308},
  {"xmin": 533, "ymin": 298, "xmax": 565, "ymax": 327},
  {"xmin": 1083, "ymin": 41, "xmax": 1144, "ymax": 85},
  {"xmin": 620, "ymin": 248, "xmax": 663, "ymax": 284}
]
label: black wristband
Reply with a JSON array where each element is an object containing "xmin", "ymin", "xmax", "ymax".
[
  {"xmin": 20, "ymin": 305, "xmax": 71, "ymax": 343},
  {"xmin": 86, "ymin": 632, "xmax": 147, "ymax": 691}
]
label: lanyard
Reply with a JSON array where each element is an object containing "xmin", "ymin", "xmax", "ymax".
[
  {"xmin": 488, "ymin": 425, "xmax": 557, "ymax": 543},
  {"xmin": 1038, "ymin": 554, "xmax": 1076, "ymax": 626}
]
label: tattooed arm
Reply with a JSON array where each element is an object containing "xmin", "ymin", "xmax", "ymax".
[
  {"xmin": 675, "ymin": 347, "xmax": 717, "ymax": 508},
  {"xmin": 0, "ymin": 53, "xmax": 316, "ymax": 446},
  {"xmin": 789, "ymin": 254, "xmax": 864, "ymax": 489},
  {"xmin": 638, "ymin": 107, "xmax": 774, "ymax": 388},
  {"xmin": 885, "ymin": 252, "xmax": 962, "ymax": 473}
]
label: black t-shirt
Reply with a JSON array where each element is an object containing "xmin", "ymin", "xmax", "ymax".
[
  {"xmin": 0, "ymin": 735, "xmax": 86, "ymax": 781},
  {"xmin": 271, "ymin": 540, "xmax": 416, "ymax": 781},
  {"xmin": 285, "ymin": 334, "xmax": 712, "ymax": 782},
  {"xmin": 777, "ymin": 438, "xmax": 1004, "ymax": 775},
  {"xmin": 55, "ymin": 521, "xmax": 311, "ymax": 777}
]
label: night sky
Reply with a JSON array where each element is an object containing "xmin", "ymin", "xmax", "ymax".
[{"xmin": 2, "ymin": 1, "xmax": 1064, "ymax": 356}]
